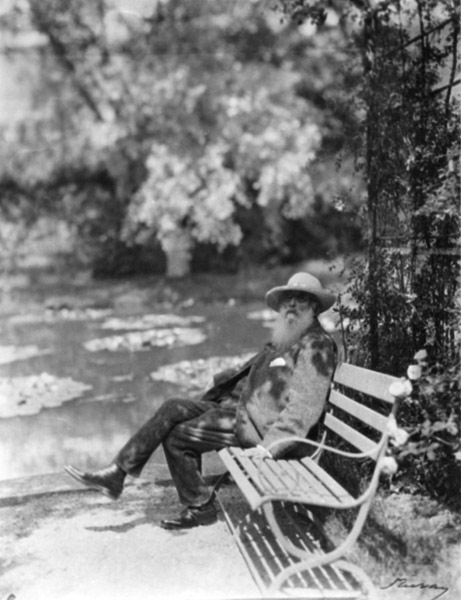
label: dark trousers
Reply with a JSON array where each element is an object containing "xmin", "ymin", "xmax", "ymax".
[{"xmin": 114, "ymin": 398, "xmax": 239, "ymax": 507}]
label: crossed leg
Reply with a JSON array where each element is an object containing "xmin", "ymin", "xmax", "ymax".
[
  {"xmin": 65, "ymin": 397, "xmax": 242, "ymax": 528},
  {"xmin": 162, "ymin": 402, "xmax": 239, "ymax": 507}
]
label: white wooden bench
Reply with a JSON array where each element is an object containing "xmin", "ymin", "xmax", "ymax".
[{"xmin": 216, "ymin": 362, "xmax": 409, "ymax": 599}]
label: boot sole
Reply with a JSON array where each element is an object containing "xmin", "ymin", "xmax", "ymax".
[
  {"xmin": 64, "ymin": 466, "xmax": 121, "ymax": 500},
  {"xmin": 160, "ymin": 513, "xmax": 218, "ymax": 530}
]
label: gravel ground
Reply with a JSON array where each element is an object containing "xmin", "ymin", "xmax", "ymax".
[
  {"xmin": 1, "ymin": 467, "xmax": 460, "ymax": 600},
  {"xmin": 0, "ymin": 469, "xmax": 259, "ymax": 600}
]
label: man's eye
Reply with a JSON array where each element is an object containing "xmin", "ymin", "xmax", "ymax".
[{"xmin": 283, "ymin": 294, "xmax": 308, "ymax": 304}]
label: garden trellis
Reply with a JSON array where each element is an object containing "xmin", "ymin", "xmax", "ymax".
[{"xmin": 353, "ymin": 3, "xmax": 460, "ymax": 372}]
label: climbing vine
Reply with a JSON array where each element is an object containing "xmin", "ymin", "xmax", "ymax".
[{"xmin": 279, "ymin": 0, "xmax": 460, "ymax": 504}]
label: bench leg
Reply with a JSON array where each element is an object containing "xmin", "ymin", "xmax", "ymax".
[
  {"xmin": 263, "ymin": 499, "xmax": 377, "ymax": 597},
  {"xmin": 267, "ymin": 559, "xmax": 377, "ymax": 599},
  {"xmin": 210, "ymin": 471, "xmax": 231, "ymax": 498},
  {"xmin": 334, "ymin": 561, "xmax": 379, "ymax": 600}
]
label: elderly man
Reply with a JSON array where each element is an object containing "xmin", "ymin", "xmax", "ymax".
[{"xmin": 65, "ymin": 272, "xmax": 336, "ymax": 529}]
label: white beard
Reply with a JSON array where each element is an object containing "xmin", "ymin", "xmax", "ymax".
[{"xmin": 271, "ymin": 311, "xmax": 314, "ymax": 351}]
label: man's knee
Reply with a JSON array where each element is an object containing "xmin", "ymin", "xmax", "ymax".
[
  {"xmin": 156, "ymin": 397, "xmax": 190, "ymax": 418},
  {"xmin": 161, "ymin": 398, "xmax": 181, "ymax": 409}
]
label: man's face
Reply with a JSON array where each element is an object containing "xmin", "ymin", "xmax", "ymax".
[
  {"xmin": 279, "ymin": 292, "xmax": 316, "ymax": 325},
  {"xmin": 271, "ymin": 292, "xmax": 317, "ymax": 349}
]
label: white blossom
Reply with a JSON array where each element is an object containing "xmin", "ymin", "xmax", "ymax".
[
  {"xmin": 387, "ymin": 415, "xmax": 410, "ymax": 446},
  {"xmin": 379, "ymin": 456, "xmax": 398, "ymax": 477},
  {"xmin": 389, "ymin": 378, "xmax": 413, "ymax": 398},
  {"xmin": 407, "ymin": 364, "xmax": 422, "ymax": 381}
]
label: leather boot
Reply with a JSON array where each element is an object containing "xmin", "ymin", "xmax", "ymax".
[
  {"xmin": 64, "ymin": 464, "xmax": 126, "ymax": 500},
  {"xmin": 160, "ymin": 502, "xmax": 218, "ymax": 530}
]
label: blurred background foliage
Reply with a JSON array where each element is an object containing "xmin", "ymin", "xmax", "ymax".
[{"xmin": 0, "ymin": 0, "xmax": 363, "ymax": 277}]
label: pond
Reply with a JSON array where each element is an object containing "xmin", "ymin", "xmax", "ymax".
[{"xmin": 0, "ymin": 280, "xmax": 271, "ymax": 481}]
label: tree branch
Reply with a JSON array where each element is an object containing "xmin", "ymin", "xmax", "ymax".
[
  {"xmin": 445, "ymin": 22, "xmax": 459, "ymax": 114},
  {"xmin": 30, "ymin": 6, "xmax": 105, "ymax": 122}
]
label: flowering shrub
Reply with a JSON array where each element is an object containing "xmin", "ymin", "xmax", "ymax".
[
  {"xmin": 221, "ymin": 77, "xmax": 322, "ymax": 213},
  {"xmin": 230, "ymin": 112, "xmax": 320, "ymax": 219},
  {"xmin": 125, "ymin": 83, "xmax": 324, "ymax": 274},
  {"xmin": 123, "ymin": 143, "xmax": 247, "ymax": 275},
  {"xmin": 392, "ymin": 351, "xmax": 461, "ymax": 507}
]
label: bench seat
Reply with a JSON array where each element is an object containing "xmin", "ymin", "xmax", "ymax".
[{"xmin": 220, "ymin": 448, "xmax": 354, "ymax": 510}]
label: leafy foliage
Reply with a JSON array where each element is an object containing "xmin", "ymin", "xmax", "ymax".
[
  {"xmin": 0, "ymin": 0, "xmax": 362, "ymax": 275},
  {"xmin": 337, "ymin": 0, "xmax": 460, "ymax": 369},
  {"xmin": 124, "ymin": 143, "xmax": 246, "ymax": 253},
  {"xmin": 123, "ymin": 73, "xmax": 325, "ymax": 267},
  {"xmin": 322, "ymin": 0, "xmax": 461, "ymax": 505},
  {"xmin": 395, "ymin": 354, "xmax": 461, "ymax": 507}
]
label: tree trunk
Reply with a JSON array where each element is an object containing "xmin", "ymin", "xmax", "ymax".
[{"xmin": 161, "ymin": 230, "xmax": 192, "ymax": 278}]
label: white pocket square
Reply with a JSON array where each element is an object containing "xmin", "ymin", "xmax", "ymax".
[{"xmin": 269, "ymin": 357, "xmax": 287, "ymax": 367}]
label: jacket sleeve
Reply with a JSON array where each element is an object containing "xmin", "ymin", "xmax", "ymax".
[
  {"xmin": 200, "ymin": 351, "xmax": 263, "ymax": 403},
  {"xmin": 260, "ymin": 335, "xmax": 336, "ymax": 458}
]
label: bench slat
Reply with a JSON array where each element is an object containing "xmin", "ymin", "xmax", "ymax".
[
  {"xmin": 333, "ymin": 363, "xmax": 398, "ymax": 404},
  {"xmin": 324, "ymin": 413, "xmax": 378, "ymax": 456},
  {"xmin": 297, "ymin": 458, "xmax": 354, "ymax": 504},
  {"xmin": 220, "ymin": 448, "xmax": 262, "ymax": 509},
  {"xmin": 239, "ymin": 455, "xmax": 318, "ymax": 501},
  {"xmin": 263, "ymin": 460, "xmax": 301, "ymax": 493},
  {"xmin": 272, "ymin": 460, "xmax": 334, "ymax": 504},
  {"xmin": 283, "ymin": 460, "xmax": 344, "ymax": 504},
  {"xmin": 249, "ymin": 516, "xmax": 291, "ymax": 586},
  {"xmin": 329, "ymin": 390, "xmax": 389, "ymax": 433},
  {"xmin": 239, "ymin": 456, "xmax": 286, "ymax": 493}
]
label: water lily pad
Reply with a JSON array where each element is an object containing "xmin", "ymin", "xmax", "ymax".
[
  {"xmin": 246, "ymin": 309, "xmax": 276, "ymax": 327},
  {"xmin": 101, "ymin": 314, "xmax": 205, "ymax": 330},
  {"xmin": 0, "ymin": 373, "xmax": 92, "ymax": 418},
  {"xmin": 84, "ymin": 327, "xmax": 207, "ymax": 352},
  {"xmin": 0, "ymin": 345, "xmax": 52, "ymax": 365},
  {"xmin": 9, "ymin": 308, "xmax": 112, "ymax": 325},
  {"xmin": 80, "ymin": 392, "xmax": 136, "ymax": 404},
  {"xmin": 246, "ymin": 309, "xmax": 276, "ymax": 321},
  {"xmin": 150, "ymin": 353, "xmax": 255, "ymax": 391},
  {"xmin": 112, "ymin": 374, "xmax": 133, "ymax": 382}
]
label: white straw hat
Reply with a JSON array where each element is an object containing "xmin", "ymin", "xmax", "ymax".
[{"xmin": 265, "ymin": 272, "xmax": 336, "ymax": 314}]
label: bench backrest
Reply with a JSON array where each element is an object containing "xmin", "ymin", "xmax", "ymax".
[{"xmin": 325, "ymin": 362, "xmax": 401, "ymax": 460}]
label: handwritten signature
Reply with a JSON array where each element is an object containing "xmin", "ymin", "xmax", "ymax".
[{"xmin": 381, "ymin": 577, "xmax": 449, "ymax": 600}]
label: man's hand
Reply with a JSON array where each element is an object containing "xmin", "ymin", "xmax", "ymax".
[{"xmin": 240, "ymin": 445, "xmax": 273, "ymax": 460}]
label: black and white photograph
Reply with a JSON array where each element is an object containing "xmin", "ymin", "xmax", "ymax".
[{"xmin": 0, "ymin": 1, "xmax": 459, "ymax": 599}]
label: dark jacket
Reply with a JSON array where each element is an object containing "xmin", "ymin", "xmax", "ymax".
[{"xmin": 200, "ymin": 320, "xmax": 336, "ymax": 459}]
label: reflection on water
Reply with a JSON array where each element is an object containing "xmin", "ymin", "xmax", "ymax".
[{"xmin": 0, "ymin": 300, "xmax": 268, "ymax": 480}]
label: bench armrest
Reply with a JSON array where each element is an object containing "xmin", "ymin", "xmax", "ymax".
[{"xmin": 266, "ymin": 435, "xmax": 387, "ymax": 461}]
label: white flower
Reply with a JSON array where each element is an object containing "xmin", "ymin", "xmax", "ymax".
[
  {"xmin": 389, "ymin": 379, "xmax": 413, "ymax": 398},
  {"xmin": 407, "ymin": 364, "xmax": 422, "ymax": 381},
  {"xmin": 393, "ymin": 428, "xmax": 410, "ymax": 446},
  {"xmin": 387, "ymin": 416, "xmax": 410, "ymax": 446},
  {"xmin": 413, "ymin": 349, "xmax": 428, "ymax": 367},
  {"xmin": 379, "ymin": 457, "xmax": 398, "ymax": 476}
]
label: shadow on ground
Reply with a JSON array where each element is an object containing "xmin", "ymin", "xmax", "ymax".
[{"xmin": 0, "ymin": 466, "xmax": 258, "ymax": 600}]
